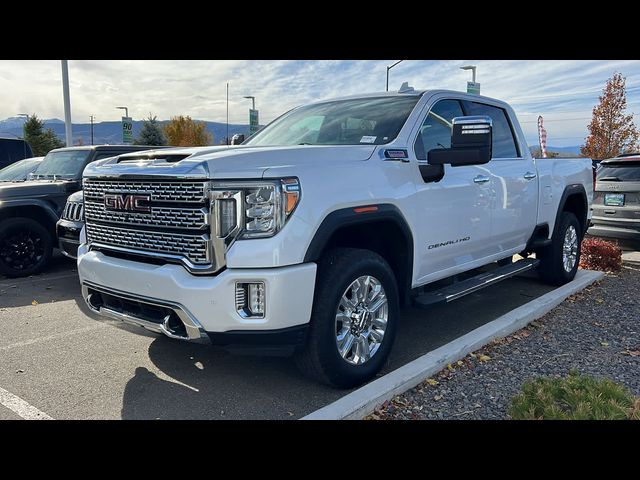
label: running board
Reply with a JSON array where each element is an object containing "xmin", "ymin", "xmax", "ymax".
[{"xmin": 413, "ymin": 258, "xmax": 540, "ymax": 308}]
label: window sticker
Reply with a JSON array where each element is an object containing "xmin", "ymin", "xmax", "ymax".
[{"xmin": 360, "ymin": 136, "xmax": 377, "ymax": 144}]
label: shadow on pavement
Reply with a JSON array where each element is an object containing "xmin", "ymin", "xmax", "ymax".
[
  {"xmin": 0, "ymin": 254, "xmax": 81, "ymax": 308},
  {"xmin": 120, "ymin": 337, "xmax": 333, "ymax": 420}
]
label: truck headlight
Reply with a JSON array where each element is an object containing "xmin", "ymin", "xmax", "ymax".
[{"xmin": 210, "ymin": 178, "xmax": 300, "ymax": 240}]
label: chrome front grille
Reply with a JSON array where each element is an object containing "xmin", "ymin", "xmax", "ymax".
[
  {"xmin": 62, "ymin": 202, "xmax": 85, "ymax": 222},
  {"xmin": 84, "ymin": 202, "xmax": 207, "ymax": 230},
  {"xmin": 83, "ymin": 179, "xmax": 207, "ymax": 203},
  {"xmin": 83, "ymin": 178, "xmax": 213, "ymax": 271},
  {"xmin": 86, "ymin": 223, "xmax": 210, "ymax": 265}
]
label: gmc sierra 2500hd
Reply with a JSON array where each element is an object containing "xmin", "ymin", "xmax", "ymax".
[{"xmin": 77, "ymin": 87, "xmax": 593, "ymax": 388}]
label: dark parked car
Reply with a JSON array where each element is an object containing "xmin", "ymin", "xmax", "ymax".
[
  {"xmin": 0, "ymin": 157, "xmax": 44, "ymax": 182},
  {"xmin": 588, "ymin": 154, "xmax": 640, "ymax": 244},
  {"xmin": 0, "ymin": 138, "xmax": 34, "ymax": 169},
  {"xmin": 0, "ymin": 144, "xmax": 165, "ymax": 277}
]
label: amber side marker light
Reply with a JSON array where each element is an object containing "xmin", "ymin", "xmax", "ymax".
[{"xmin": 353, "ymin": 206, "xmax": 379, "ymax": 214}]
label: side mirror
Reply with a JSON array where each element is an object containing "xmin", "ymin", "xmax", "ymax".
[{"xmin": 427, "ymin": 115, "xmax": 493, "ymax": 167}]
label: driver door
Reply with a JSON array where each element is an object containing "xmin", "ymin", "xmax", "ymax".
[{"xmin": 410, "ymin": 98, "xmax": 494, "ymax": 285}]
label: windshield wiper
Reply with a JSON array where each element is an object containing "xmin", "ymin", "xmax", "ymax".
[{"xmin": 599, "ymin": 176, "xmax": 622, "ymax": 182}]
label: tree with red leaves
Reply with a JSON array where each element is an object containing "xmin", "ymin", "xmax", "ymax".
[{"xmin": 581, "ymin": 72, "xmax": 639, "ymax": 160}]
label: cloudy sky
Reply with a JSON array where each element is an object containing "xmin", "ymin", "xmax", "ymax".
[{"xmin": 0, "ymin": 60, "xmax": 639, "ymax": 147}]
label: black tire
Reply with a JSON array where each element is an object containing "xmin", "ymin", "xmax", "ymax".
[
  {"xmin": 537, "ymin": 211, "xmax": 581, "ymax": 286},
  {"xmin": 0, "ymin": 217, "xmax": 53, "ymax": 278},
  {"xmin": 294, "ymin": 248, "xmax": 399, "ymax": 388}
]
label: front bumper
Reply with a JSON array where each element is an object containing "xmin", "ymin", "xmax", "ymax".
[
  {"xmin": 57, "ymin": 218, "xmax": 83, "ymax": 259},
  {"xmin": 77, "ymin": 245, "xmax": 317, "ymax": 340}
]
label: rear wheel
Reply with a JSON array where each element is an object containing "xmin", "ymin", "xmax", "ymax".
[
  {"xmin": 537, "ymin": 211, "xmax": 581, "ymax": 286},
  {"xmin": 0, "ymin": 218, "xmax": 53, "ymax": 277},
  {"xmin": 295, "ymin": 248, "xmax": 399, "ymax": 388}
]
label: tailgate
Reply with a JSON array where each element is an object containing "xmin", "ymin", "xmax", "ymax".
[{"xmin": 593, "ymin": 161, "xmax": 640, "ymax": 225}]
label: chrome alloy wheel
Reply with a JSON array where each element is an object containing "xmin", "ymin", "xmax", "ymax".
[
  {"xmin": 335, "ymin": 275, "xmax": 388, "ymax": 366},
  {"xmin": 562, "ymin": 225, "xmax": 579, "ymax": 272}
]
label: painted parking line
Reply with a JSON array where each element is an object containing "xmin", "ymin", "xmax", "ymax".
[
  {"xmin": 0, "ymin": 324, "xmax": 107, "ymax": 352},
  {"xmin": 0, "ymin": 272, "xmax": 79, "ymax": 289},
  {"xmin": 0, "ymin": 386, "xmax": 53, "ymax": 420}
]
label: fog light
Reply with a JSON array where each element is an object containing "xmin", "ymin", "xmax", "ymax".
[{"xmin": 235, "ymin": 282, "xmax": 265, "ymax": 318}]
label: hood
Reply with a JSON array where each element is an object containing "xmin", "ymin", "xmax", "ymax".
[
  {"xmin": 0, "ymin": 180, "xmax": 78, "ymax": 199},
  {"xmin": 83, "ymin": 144, "xmax": 377, "ymax": 180},
  {"xmin": 66, "ymin": 190, "xmax": 84, "ymax": 203}
]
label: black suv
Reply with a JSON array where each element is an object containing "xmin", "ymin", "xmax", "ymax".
[
  {"xmin": 588, "ymin": 154, "xmax": 640, "ymax": 245},
  {"xmin": 0, "ymin": 144, "xmax": 163, "ymax": 277}
]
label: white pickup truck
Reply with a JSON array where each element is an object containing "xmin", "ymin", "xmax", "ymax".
[{"xmin": 77, "ymin": 86, "xmax": 593, "ymax": 387}]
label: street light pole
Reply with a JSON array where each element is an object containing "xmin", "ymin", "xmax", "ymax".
[
  {"xmin": 116, "ymin": 106, "xmax": 129, "ymax": 118},
  {"xmin": 386, "ymin": 60, "xmax": 404, "ymax": 92},
  {"xmin": 90, "ymin": 115, "xmax": 95, "ymax": 145},
  {"xmin": 61, "ymin": 60, "xmax": 73, "ymax": 147},
  {"xmin": 243, "ymin": 95, "xmax": 255, "ymax": 111},
  {"xmin": 460, "ymin": 65, "xmax": 477, "ymax": 83}
]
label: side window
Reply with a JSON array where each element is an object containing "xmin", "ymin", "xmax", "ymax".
[
  {"xmin": 414, "ymin": 99, "xmax": 464, "ymax": 161},
  {"xmin": 462, "ymin": 101, "xmax": 520, "ymax": 158}
]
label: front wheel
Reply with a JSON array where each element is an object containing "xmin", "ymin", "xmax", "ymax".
[
  {"xmin": 294, "ymin": 248, "xmax": 399, "ymax": 388},
  {"xmin": 0, "ymin": 217, "xmax": 53, "ymax": 277},
  {"xmin": 537, "ymin": 211, "xmax": 581, "ymax": 286}
]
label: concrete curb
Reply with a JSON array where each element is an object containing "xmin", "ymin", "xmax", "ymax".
[{"xmin": 302, "ymin": 269, "xmax": 605, "ymax": 420}]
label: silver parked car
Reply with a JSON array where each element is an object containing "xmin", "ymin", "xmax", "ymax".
[{"xmin": 588, "ymin": 153, "xmax": 640, "ymax": 244}]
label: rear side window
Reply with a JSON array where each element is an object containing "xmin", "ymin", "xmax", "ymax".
[
  {"xmin": 597, "ymin": 163, "xmax": 640, "ymax": 181},
  {"xmin": 462, "ymin": 101, "xmax": 520, "ymax": 158}
]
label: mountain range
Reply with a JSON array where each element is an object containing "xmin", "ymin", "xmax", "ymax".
[{"xmin": 0, "ymin": 116, "xmax": 250, "ymax": 145}]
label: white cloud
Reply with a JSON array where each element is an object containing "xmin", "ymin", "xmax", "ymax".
[{"xmin": 0, "ymin": 59, "xmax": 639, "ymax": 147}]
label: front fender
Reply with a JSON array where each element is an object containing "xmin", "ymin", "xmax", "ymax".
[{"xmin": 0, "ymin": 198, "xmax": 60, "ymax": 224}]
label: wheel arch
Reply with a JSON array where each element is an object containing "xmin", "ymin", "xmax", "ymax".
[
  {"xmin": 554, "ymin": 184, "xmax": 588, "ymax": 238},
  {"xmin": 304, "ymin": 204, "xmax": 414, "ymax": 307},
  {"xmin": 0, "ymin": 200, "xmax": 59, "ymax": 239}
]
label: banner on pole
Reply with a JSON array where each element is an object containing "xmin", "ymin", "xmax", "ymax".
[{"xmin": 537, "ymin": 116, "xmax": 547, "ymax": 158}]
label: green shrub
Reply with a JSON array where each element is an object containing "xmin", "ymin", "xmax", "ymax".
[{"xmin": 509, "ymin": 371, "xmax": 638, "ymax": 420}]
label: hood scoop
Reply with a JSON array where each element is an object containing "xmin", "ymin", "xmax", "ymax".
[{"xmin": 116, "ymin": 154, "xmax": 191, "ymax": 164}]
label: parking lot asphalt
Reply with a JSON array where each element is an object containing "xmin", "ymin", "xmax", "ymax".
[{"xmin": 0, "ymin": 253, "xmax": 556, "ymax": 420}]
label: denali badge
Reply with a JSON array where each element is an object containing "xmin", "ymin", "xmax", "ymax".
[
  {"xmin": 428, "ymin": 236, "xmax": 471, "ymax": 250},
  {"xmin": 104, "ymin": 193, "xmax": 151, "ymax": 213}
]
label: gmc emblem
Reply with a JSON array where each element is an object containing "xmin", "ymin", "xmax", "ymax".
[{"xmin": 104, "ymin": 193, "xmax": 151, "ymax": 213}]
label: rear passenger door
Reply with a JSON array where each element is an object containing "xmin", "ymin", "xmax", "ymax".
[{"xmin": 461, "ymin": 100, "xmax": 538, "ymax": 254}]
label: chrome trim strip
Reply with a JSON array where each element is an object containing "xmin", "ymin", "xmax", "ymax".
[
  {"xmin": 87, "ymin": 242, "xmax": 219, "ymax": 274},
  {"xmin": 82, "ymin": 282, "xmax": 207, "ymax": 341}
]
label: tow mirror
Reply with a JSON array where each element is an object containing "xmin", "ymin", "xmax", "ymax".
[{"xmin": 427, "ymin": 115, "xmax": 492, "ymax": 167}]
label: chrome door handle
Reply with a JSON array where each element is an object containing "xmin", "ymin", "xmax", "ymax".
[
  {"xmin": 473, "ymin": 175, "xmax": 490, "ymax": 184},
  {"xmin": 524, "ymin": 171, "xmax": 537, "ymax": 180}
]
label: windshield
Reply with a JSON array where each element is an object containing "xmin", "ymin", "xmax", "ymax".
[
  {"xmin": 597, "ymin": 162, "xmax": 640, "ymax": 181},
  {"xmin": 245, "ymin": 96, "xmax": 421, "ymax": 146},
  {"xmin": 31, "ymin": 150, "xmax": 92, "ymax": 179},
  {"xmin": 0, "ymin": 159, "xmax": 41, "ymax": 182}
]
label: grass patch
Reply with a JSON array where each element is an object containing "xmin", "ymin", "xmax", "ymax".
[{"xmin": 509, "ymin": 371, "xmax": 638, "ymax": 420}]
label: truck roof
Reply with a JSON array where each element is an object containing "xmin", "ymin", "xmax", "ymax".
[{"xmin": 305, "ymin": 89, "xmax": 511, "ymax": 109}]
